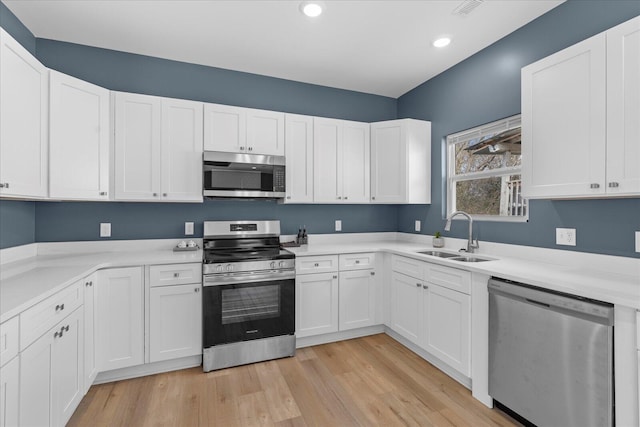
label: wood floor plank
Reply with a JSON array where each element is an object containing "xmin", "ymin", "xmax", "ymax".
[{"xmin": 68, "ymin": 334, "xmax": 520, "ymax": 427}]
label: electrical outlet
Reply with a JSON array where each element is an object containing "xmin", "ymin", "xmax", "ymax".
[
  {"xmin": 635, "ymin": 231, "xmax": 640, "ymax": 253},
  {"xmin": 185, "ymin": 222, "xmax": 194, "ymax": 236},
  {"xmin": 100, "ymin": 223, "xmax": 111, "ymax": 238},
  {"xmin": 555, "ymin": 228, "xmax": 576, "ymax": 246},
  {"xmin": 415, "ymin": 220, "xmax": 421, "ymax": 232},
  {"xmin": 335, "ymin": 220, "xmax": 342, "ymax": 232}
]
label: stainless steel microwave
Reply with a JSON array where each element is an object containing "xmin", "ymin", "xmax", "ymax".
[{"xmin": 203, "ymin": 151, "xmax": 286, "ymax": 199}]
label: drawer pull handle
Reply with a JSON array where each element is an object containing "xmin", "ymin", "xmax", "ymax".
[
  {"xmin": 590, "ymin": 183, "xmax": 600, "ymax": 189},
  {"xmin": 99, "ymin": 191, "xmax": 107, "ymax": 196},
  {"xmin": 416, "ymin": 283, "xmax": 421, "ymax": 287},
  {"xmin": 54, "ymin": 331, "xmax": 62, "ymax": 338},
  {"xmin": 423, "ymin": 285, "xmax": 428, "ymax": 289},
  {"xmin": 55, "ymin": 304, "xmax": 65, "ymax": 312},
  {"xmin": 195, "ymin": 288, "xmax": 200, "ymax": 293},
  {"xmin": 314, "ymin": 263, "xmax": 319, "ymax": 267},
  {"xmin": 355, "ymin": 260, "xmax": 360, "ymax": 264},
  {"xmin": 608, "ymin": 182, "xmax": 619, "ymax": 188},
  {"xmin": 370, "ymin": 272, "xmax": 375, "ymax": 276},
  {"xmin": 333, "ymin": 275, "xmax": 338, "ymax": 279},
  {"xmin": 174, "ymin": 273, "xmax": 180, "ymax": 278}
]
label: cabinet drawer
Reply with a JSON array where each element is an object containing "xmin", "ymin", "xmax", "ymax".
[
  {"xmin": 296, "ymin": 255, "xmax": 339, "ymax": 274},
  {"xmin": 424, "ymin": 263, "xmax": 471, "ymax": 295},
  {"xmin": 149, "ymin": 263, "xmax": 202, "ymax": 287},
  {"xmin": 0, "ymin": 316, "xmax": 19, "ymax": 367},
  {"xmin": 339, "ymin": 252, "xmax": 376, "ymax": 271},
  {"xmin": 20, "ymin": 280, "xmax": 83, "ymax": 350},
  {"xmin": 391, "ymin": 255, "xmax": 423, "ymax": 280}
]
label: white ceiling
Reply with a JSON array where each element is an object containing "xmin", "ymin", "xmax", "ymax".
[{"xmin": 4, "ymin": 0, "xmax": 564, "ymax": 98}]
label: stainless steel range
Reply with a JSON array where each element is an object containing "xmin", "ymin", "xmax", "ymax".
[{"xmin": 202, "ymin": 220, "xmax": 295, "ymax": 372}]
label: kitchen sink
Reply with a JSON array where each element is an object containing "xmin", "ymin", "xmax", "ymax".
[
  {"xmin": 417, "ymin": 250, "xmax": 460, "ymax": 258},
  {"xmin": 450, "ymin": 255, "xmax": 494, "ymax": 262}
]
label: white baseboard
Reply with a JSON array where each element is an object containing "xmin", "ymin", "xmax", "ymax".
[
  {"xmin": 296, "ymin": 325, "xmax": 385, "ymax": 348},
  {"xmin": 93, "ymin": 355, "xmax": 202, "ymax": 384}
]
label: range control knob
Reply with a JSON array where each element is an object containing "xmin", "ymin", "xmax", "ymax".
[
  {"xmin": 226, "ymin": 264, "xmax": 232, "ymax": 272},
  {"xmin": 215, "ymin": 265, "xmax": 222, "ymax": 272},
  {"xmin": 279, "ymin": 261, "xmax": 286, "ymax": 268},
  {"xmin": 270, "ymin": 261, "xmax": 276, "ymax": 269}
]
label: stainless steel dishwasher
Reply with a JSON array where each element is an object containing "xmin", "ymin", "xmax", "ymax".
[{"xmin": 488, "ymin": 278, "xmax": 614, "ymax": 427}]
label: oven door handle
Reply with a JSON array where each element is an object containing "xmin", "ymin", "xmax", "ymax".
[{"xmin": 203, "ymin": 270, "xmax": 295, "ymax": 286}]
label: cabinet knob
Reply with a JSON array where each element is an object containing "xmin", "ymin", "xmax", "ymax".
[
  {"xmin": 174, "ymin": 273, "xmax": 180, "ymax": 278},
  {"xmin": 286, "ymin": 196, "xmax": 291, "ymax": 199},
  {"xmin": 0, "ymin": 182, "xmax": 9, "ymax": 188},
  {"xmin": 90, "ymin": 281, "xmax": 93, "ymax": 287},
  {"xmin": 314, "ymin": 263, "xmax": 319, "ymax": 267},
  {"xmin": 608, "ymin": 182, "xmax": 619, "ymax": 188},
  {"xmin": 590, "ymin": 183, "xmax": 600, "ymax": 189},
  {"xmin": 195, "ymin": 288, "xmax": 200, "ymax": 293},
  {"xmin": 55, "ymin": 303, "xmax": 65, "ymax": 312},
  {"xmin": 355, "ymin": 260, "xmax": 360, "ymax": 264},
  {"xmin": 64, "ymin": 325, "xmax": 69, "ymax": 332},
  {"xmin": 240, "ymin": 146, "xmax": 245, "ymax": 150},
  {"xmin": 344, "ymin": 196, "xmax": 348, "ymax": 200},
  {"xmin": 371, "ymin": 196, "xmax": 376, "ymax": 200},
  {"xmin": 54, "ymin": 331, "xmax": 62, "ymax": 338},
  {"xmin": 99, "ymin": 191, "xmax": 107, "ymax": 196},
  {"xmin": 370, "ymin": 271, "xmax": 375, "ymax": 276},
  {"xmin": 85, "ymin": 282, "xmax": 90, "ymax": 287},
  {"xmin": 423, "ymin": 285, "xmax": 428, "ymax": 289},
  {"xmin": 163, "ymin": 193, "xmax": 168, "ymax": 197},
  {"xmin": 337, "ymin": 196, "xmax": 342, "ymax": 200},
  {"xmin": 153, "ymin": 193, "xmax": 158, "ymax": 197},
  {"xmin": 248, "ymin": 147, "xmax": 253, "ymax": 151},
  {"xmin": 333, "ymin": 275, "xmax": 338, "ymax": 279},
  {"xmin": 416, "ymin": 283, "xmax": 421, "ymax": 287}
]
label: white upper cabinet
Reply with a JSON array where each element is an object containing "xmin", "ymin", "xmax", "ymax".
[
  {"xmin": 313, "ymin": 117, "xmax": 370, "ymax": 203},
  {"xmin": 370, "ymin": 119, "xmax": 431, "ymax": 204},
  {"xmin": 49, "ymin": 71, "xmax": 110, "ymax": 200},
  {"xmin": 0, "ymin": 28, "xmax": 49, "ymax": 199},
  {"xmin": 114, "ymin": 92, "xmax": 203, "ymax": 202},
  {"xmin": 284, "ymin": 114, "xmax": 314, "ymax": 203},
  {"xmin": 522, "ymin": 16, "xmax": 640, "ymax": 199},
  {"xmin": 606, "ymin": 16, "xmax": 640, "ymax": 195},
  {"xmin": 204, "ymin": 103, "xmax": 284, "ymax": 155},
  {"xmin": 160, "ymin": 98, "xmax": 204, "ymax": 202}
]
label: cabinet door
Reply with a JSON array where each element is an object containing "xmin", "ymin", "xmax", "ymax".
[
  {"xmin": 0, "ymin": 28, "xmax": 48, "ymax": 198},
  {"xmin": 49, "ymin": 70, "xmax": 110, "ymax": 200},
  {"xmin": 339, "ymin": 270, "xmax": 376, "ymax": 331},
  {"xmin": 422, "ymin": 284, "xmax": 470, "ymax": 376},
  {"xmin": 247, "ymin": 109, "xmax": 285, "ymax": 155},
  {"xmin": 284, "ymin": 114, "xmax": 314, "ymax": 203},
  {"xmin": 296, "ymin": 272, "xmax": 339, "ymax": 337},
  {"xmin": 160, "ymin": 98, "xmax": 203, "ymax": 202},
  {"xmin": 0, "ymin": 357, "xmax": 19, "ymax": 427},
  {"xmin": 203, "ymin": 103, "xmax": 246, "ymax": 152},
  {"xmin": 20, "ymin": 327, "xmax": 53, "ymax": 427},
  {"xmin": 606, "ymin": 16, "xmax": 640, "ymax": 195},
  {"xmin": 313, "ymin": 118, "xmax": 340, "ymax": 203},
  {"xmin": 83, "ymin": 274, "xmax": 98, "ymax": 394},
  {"xmin": 340, "ymin": 121, "xmax": 370, "ymax": 203},
  {"xmin": 371, "ymin": 121, "xmax": 406, "ymax": 203},
  {"xmin": 97, "ymin": 267, "xmax": 144, "ymax": 371},
  {"xmin": 390, "ymin": 272, "xmax": 421, "ymax": 344},
  {"xmin": 522, "ymin": 34, "xmax": 606, "ymax": 198},
  {"xmin": 114, "ymin": 92, "xmax": 162, "ymax": 201},
  {"xmin": 52, "ymin": 307, "xmax": 84, "ymax": 427},
  {"xmin": 149, "ymin": 284, "xmax": 202, "ymax": 362}
]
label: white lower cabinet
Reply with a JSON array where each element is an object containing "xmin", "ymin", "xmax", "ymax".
[
  {"xmin": 338, "ymin": 269, "xmax": 377, "ymax": 331},
  {"xmin": 296, "ymin": 272, "xmax": 339, "ymax": 337},
  {"xmin": 390, "ymin": 271, "xmax": 422, "ymax": 344},
  {"xmin": 421, "ymin": 283, "xmax": 470, "ymax": 376},
  {"xmin": 0, "ymin": 356, "xmax": 19, "ymax": 427},
  {"xmin": 82, "ymin": 273, "xmax": 98, "ymax": 394},
  {"xmin": 149, "ymin": 283, "xmax": 202, "ymax": 362},
  {"xmin": 390, "ymin": 255, "xmax": 471, "ymax": 377},
  {"xmin": 20, "ymin": 307, "xmax": 84, "ymax": 427},
  {"xmin": 97, "ymin": 267, "xmax": 144, "ymax": 371}
]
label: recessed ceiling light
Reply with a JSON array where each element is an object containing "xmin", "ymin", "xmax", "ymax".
[
  {"xmin": 433, "ymin": 37, "xmax": 452, "ymax": 48},
  {"xmin": 300, "ymin": 1, "xmax": 324, "ymax": 18}
]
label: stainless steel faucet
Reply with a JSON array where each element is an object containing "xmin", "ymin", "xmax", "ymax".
[{"xmin": 444, "ymin": 211, "xmax": 479, "ymax": 253}]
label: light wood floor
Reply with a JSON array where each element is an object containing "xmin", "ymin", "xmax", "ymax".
[{"xmin": 69, "ymin": 334, "xmax": 520, "ymax": 426}]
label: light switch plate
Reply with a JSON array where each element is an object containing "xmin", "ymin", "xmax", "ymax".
[
  {"xmin": 100, "ymin": 223, "xmax": 111, "ymax": 238},
  {"xmin": 415, "ymin": 220, "xmax": 421, "ymax": 232},
  {"xmin": 185, "ymin": 222, "xmax": 194, "ymax": 236},
  {"xmin": 556, "ymin": 228, "xmax": 576, "ymax": 246},
  {"xmin": 335, "ymin": 220, "xmax": 342, "ymax": 232},
  {"xmin": 635, "ymin": 231, "xmax": 640, "ymax": 253}
]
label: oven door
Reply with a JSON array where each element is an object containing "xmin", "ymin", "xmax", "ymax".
[{"xmin": 203, "ymin": 271, "xmax": 295, "ymax": 347}]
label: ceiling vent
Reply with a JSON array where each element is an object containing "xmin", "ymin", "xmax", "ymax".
[{"xmin": 452, "ymin": 0, "xmax": 484, "ymax": 16}]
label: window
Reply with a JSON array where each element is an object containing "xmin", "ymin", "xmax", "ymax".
[{"xmin": 446, "ymin": 115, "xmax": 527, "ymax": 221}]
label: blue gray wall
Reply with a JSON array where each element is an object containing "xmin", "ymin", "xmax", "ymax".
[
  {"xmin": 397, "ymin": 0, "xmax": 640, "ymax": 258},
  {"xmin": 1, "ymin": 0, "xmax": 639, "ymax": 258}
]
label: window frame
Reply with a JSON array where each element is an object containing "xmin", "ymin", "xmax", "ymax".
[{"xmin": 445, "ymin": 115, "xmax": 528, "ymax": 223}]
